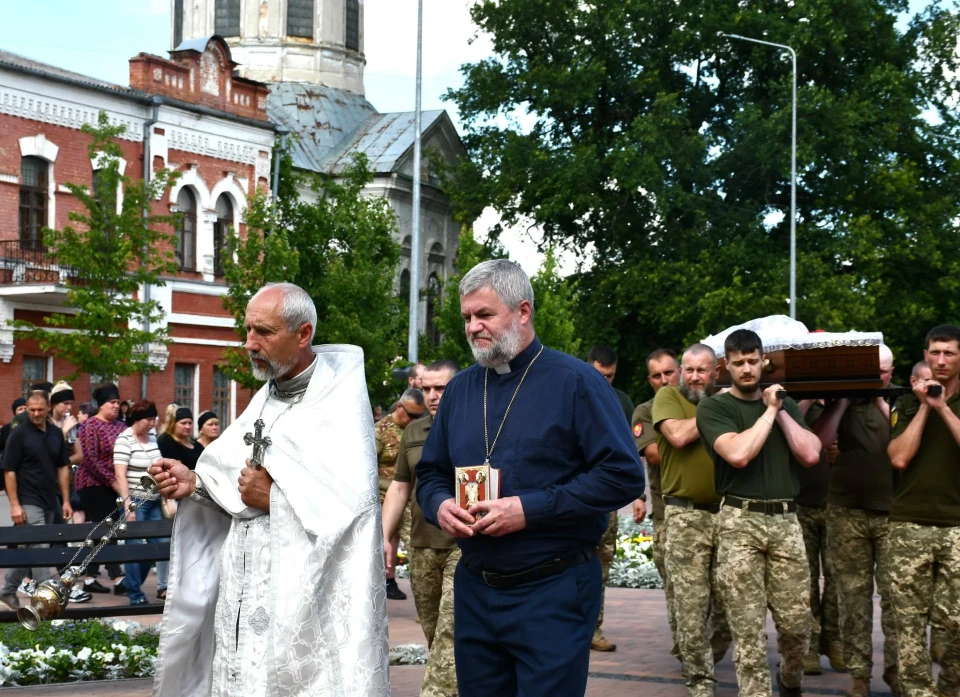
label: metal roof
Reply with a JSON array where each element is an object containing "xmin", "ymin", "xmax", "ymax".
[
  {"xmin": 266, "ymin": 82, "xmax": 380, "ymax": 172},
  {"xmin": 173, "ymin": 36, "xmax": 216, "ymax": 53},
  {"xmin": 0, "ymin": 49, "xmax": 132, "ymax": 94},
  {"xmin": 320, "ymin": 110, "xmax": 445, "ymax": 175}
]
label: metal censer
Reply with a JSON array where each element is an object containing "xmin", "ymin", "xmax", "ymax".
[{"xmin": 18, "ymin": 476, "xmax": 160, "ymax": 630}]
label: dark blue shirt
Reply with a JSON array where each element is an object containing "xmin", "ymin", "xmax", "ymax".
[{"xmin": 415, "ymin": 338, "xmax": 645, "ymax": 573}]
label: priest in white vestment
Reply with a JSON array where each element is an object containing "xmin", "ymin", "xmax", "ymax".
[{"xmin": 150, "ymin": 283, "xmax": 389, "ymax": 697}]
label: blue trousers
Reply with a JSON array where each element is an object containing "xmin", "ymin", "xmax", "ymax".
[
  {"xmin": 454, "ymin": 555, "xmax": 601, "ymax": 697},
  {"xmin": 124, "ymin": 498, "xmax": 168, "ymax": 603}
]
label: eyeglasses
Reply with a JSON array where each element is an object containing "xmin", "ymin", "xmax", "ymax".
[{"xmin": 398, "ymin": 403, "xmax": 425, "ymax": 419}]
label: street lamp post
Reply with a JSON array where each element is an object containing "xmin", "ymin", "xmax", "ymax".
[
  {"xmin": 408, "ymin": 0, "xmax": 424, "ymax": 362},
  {"xmin": 721, "ymin": 33, "xmax": 798, "ymax": 319}
]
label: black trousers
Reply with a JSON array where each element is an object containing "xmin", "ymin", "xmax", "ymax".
[{"xmin": 77, "ymin": 485, "xmax": 123, "ymax": 580}]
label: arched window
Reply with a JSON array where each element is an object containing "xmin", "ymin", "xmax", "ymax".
[
  {"xmin": 176, "ymin": 188, "xmax": 197, "ymax": 271},
  {"xmin": 19, "ymin": 157, "xmax": 48, "ymax": 250},
  {"xmin": 346, "ymin": 0, "xmax": 360, "ymax": 51},
  {"xmin": 426, "ymin": 273, "xmax": 442, "ymax": 346},
  {"xmin": 399, "ymin": 269, "xmax": 411, "ymax": 304},
  {"xmin": 214, "ymin": 194, "xmax": 233, "ymax": 277}
]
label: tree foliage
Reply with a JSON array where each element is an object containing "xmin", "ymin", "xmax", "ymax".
[
  {"xmin": 12, "ymin": 112, "xmax": 179, "ymax": 380},
  {"xmin": 223, "ymin": 149, "xmax": 403, "ymax": 404},
  {"xmin": 446, "ymin": 0, "xmax": 960, "ymax": 398}
]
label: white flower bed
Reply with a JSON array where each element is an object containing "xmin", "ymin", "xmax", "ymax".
[{"xmin": 608, "ymin": 515, "xmax": 664, "ymax": 590}]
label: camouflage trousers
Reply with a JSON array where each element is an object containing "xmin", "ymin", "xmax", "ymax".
[
  {"xmin": 825, "ymin": 505, "xmax": 897, "ymax": 679},
  {"xmin": 595, "ymin": 511, "xmax": 618, "ymax": 638},
  {"xmin": 653, "ymin": 515, "xmax": 681, "ymax": 657},
  {"xmin": 664, "ymin": 506, "xmax": 733, "ymax": 697},
  {"xmin": 717, "ymin": 505, "xmax": 811, "ymax": 697},
  {"xmin": 888, "ymin": 522, "xmax": 960, "ymax": 697},
  {"xmin": 410, "ymin": 546, "xmax": 462, "ymax": 697},
  {"xmin": 796, "ymin": 506, "xmax": 841, "ymax": 652}
]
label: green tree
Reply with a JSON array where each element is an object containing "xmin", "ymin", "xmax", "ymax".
[
  {"xmin": 446, "ymin": 0, "xmax": 960, "ymax": 396},
  {"xmin": 12, "ymin": 112, "xmax": 179, "ymax": 381},
  {"xmin": 223, "ymin": 150, "xmax": 403, "ymax": 405}
]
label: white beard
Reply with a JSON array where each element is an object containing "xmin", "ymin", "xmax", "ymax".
[
  {"xmin": 249, "ymin": 352, "xmax": 298, "ymax": 382},
  {"xmin": 469, "ymin": 318, "xmax": 523, "ymax": 368}
]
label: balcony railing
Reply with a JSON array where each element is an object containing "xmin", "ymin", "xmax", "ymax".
[{"xmin": 0, "ymin": 239, "xmax": 79, "ymax": 286}]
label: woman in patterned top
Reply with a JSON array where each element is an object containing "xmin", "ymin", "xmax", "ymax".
[{"xmin": 75, "ymin": 384, "xmax": 127, "ymax": 594}]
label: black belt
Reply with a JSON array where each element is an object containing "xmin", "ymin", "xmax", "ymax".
[
  {"xmin": 664, "ymin": 496, "xmax": 720, "ymax": 513},
  {"xmin": 468, "ymin": 548, "xmax": 597, "ymax": 589},
  {"xmin": 723, "ymin": 496, "xmax": 797, "ymax": 516}
]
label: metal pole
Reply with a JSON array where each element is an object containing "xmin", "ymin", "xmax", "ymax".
[
  {"xmin": 407, "ymin": 0, "xmax": 423, "ymax": 363},
  {"xmin": 721, "ymin": 34, "xmax": 798, "ymax": 318}
]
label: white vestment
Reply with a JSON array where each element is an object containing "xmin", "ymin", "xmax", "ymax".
[{"xmin": 153, "ymin": 345, "xmax": 390, "ymax": 697}]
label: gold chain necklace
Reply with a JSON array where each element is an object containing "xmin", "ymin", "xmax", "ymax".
[{"xmin": 483, "ymin": 345, "xmax": 545, "ymax": 465}]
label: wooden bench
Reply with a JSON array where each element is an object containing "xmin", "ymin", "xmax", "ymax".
[{"xmin": 0, "ymin": 520, "xmax": 172, "ymax": 622}]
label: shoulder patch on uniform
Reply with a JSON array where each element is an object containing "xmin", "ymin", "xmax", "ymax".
[
  {"xmin": 890, "ymin": 408, "xmax": 898, "ymax": 429},
  {"xmin": 633, "ymin": 422, "xmax": 643, "ymax": 437}
]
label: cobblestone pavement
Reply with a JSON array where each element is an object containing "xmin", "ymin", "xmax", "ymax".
[{"xmin": 0, "ymin": 578, "xmax": 913, "ymax": 696}]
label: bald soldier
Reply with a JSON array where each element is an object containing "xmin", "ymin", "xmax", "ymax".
[
  {"xmin": 632, "ymin": 349, "xmax": 681, "ymax": 660},
  {"xmin": 376, "ymin": 387, "xmax": 425, "ymax": 600}
]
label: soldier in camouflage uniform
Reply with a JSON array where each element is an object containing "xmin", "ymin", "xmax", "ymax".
[
  {"xmin": 376, "ymin": 387, "xmax": 425, "ymax": 600},
  {"xmin": 632, "ymin": 348, "xmax": 682, "ymax": 660},
  {"xmin": 697, "ymin": 330, "xmax": 823, "ymax": 697},
  {"xmin": 811, "ymin": 346, "xmax": 898, "ymax": 696},
  {"xmin": 383, "ymin": 362, "xmax": 461, "ymax": 697},
  {"xmin": 888, "ymin": 325, "xmax": 960, "ymax": 697},
  {"xmin": 587, "ymin": 346, "xmax": 635, "ymax": 653},
  {"xmin": 653, "ymin": 344, "xmax": 732, "ymax": 697}
]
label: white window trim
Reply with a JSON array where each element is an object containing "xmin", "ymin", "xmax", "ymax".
[
  {"xmin": 91, "ymin": 152, "xmax": 127, "ymax": 214},
  {"xmin": 169, "ymin": 166, "xmax": 212, "ymax": 277}
]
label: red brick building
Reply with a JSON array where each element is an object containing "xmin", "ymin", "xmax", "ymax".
[{"xmin": 0, "ymin": 36, "xmax": 276, "ymax": 427}]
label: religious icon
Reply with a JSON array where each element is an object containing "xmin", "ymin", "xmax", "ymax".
[
  {"xmin": 455, "ymin": 466, "xmax": 500, "ymax": 521},
  {"xmin": 244, "ymin": 419, "xmax": 272, "ymax": 470}
]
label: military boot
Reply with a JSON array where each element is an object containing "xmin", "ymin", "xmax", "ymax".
[
  {"xmin": 826, "ymin": 640, "xmax": 848, "ymax": 672},
  {"xmin": 848, "ymin": 677, "xmax": 870, "ymax": 697},
  {"xmin": 591, "ymin": 633, "xmax": 617, "ymax": 652},
  {"xmin": 804, "ymin": 650, "xmax": 823, "ymax": 675},
  {"xmin": 777, "ymin": 671, "xmax": 803, "ymax": 697},
  {"xmin": 883, "ymin": 668, "xmax": 902, "ymax": 697}
]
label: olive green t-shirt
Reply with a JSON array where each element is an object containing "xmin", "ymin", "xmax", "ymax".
[
  {"xmin": 652, "ymin": 386, "xmax": 720, "ymax": 504},
  {"xmin": 632, "ymin": 399, "xmax": 664, "ymax": 521},
  {"xmin": 696, "ymin": 392, "xmax": 810, "ymax": 501},
  {"xmin": 393, "ymin": 415, "xmax": 457, "ymax": 549},
  {"xmin": 796, "ymin": 401, "xmax": 829, "ymax": 508},
  {"xmin": 889, "ymin": 393, "xmax": 960, "ymax": 526},
  {"xmin": 828, "ymin": 399, "xmax": 894, "ymax": 512}
]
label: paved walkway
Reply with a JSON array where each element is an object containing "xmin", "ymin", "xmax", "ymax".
[{"xmin": 0, "ymin": 578, "xmax": 910, "ymax": 696}]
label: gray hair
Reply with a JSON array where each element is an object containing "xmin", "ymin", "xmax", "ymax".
[
  {"xmin": 254, "ymin": 282, "xmax": 317, "ymax": 342},
  {"xmin": 459, "ymin": 260, "xmax": 535, "ymax": 316},
  {"xmin": 400, "ymin": 388, "xmax": 425, "ymax": 407},
  {"xmin": 683, "ymin": 343, "xmax": 718, "ymax": 365}
]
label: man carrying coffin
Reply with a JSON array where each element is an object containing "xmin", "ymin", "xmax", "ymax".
[
  {"xmin": 150, "ymin": 282, "xmax": 388, "ymax": 697},
  {"xmin": 415, "ymin": 259, "xmax": 646, "ymax": 697}
]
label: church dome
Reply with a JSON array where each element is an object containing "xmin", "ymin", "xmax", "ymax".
[{"xmin": 171, "ymin": 0, "xmax": 365, "ymax": 94}]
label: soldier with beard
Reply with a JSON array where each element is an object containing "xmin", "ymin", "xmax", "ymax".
[
  {"xmin": 697, "ymin": 329, "xmax": 822, "ymax": 697},
  {"xmin": 653, "ymin": 344, "xmax": 731, "ymax": 697},
  {"xmin": 415, "ymin": 260, "xmax": 645, "ymax": 697}
]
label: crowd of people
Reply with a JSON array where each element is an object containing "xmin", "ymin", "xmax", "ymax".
[{"xmin": 0, "ymin": 381, "xmax": 222, "ymax": 608}]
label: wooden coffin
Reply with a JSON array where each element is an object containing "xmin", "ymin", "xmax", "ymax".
[{"xmin": 717, "ymin": 345, "xmax": 883, "ymax": 392}]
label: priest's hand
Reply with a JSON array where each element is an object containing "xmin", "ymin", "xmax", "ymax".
[
  {"xmin": 239, "ymin": 461, "xmax": 273, "ymax": 511},
  {"xmin": 437, "ymin": 498, "xmax": 477, "ymax": 538},
  {"xmin": 469, "ymin": 496, "xmax": 527, "ymax": 537},
  {"xmin": 149, "ymin": 459, "xmax": 196, "ymax": 500}
]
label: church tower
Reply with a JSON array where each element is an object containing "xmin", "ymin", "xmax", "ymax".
[{"xmin": 171, "ymin": 0, "xmax": 365, "ymax": 94}]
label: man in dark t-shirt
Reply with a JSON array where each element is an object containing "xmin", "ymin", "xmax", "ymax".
[
  {"xmin": 0, "ymin": 393, "xmax": 71, "ymax": 610},
  {"xmin": 696, "ymin": 329, "xmax": 823, "ymax": 697},
  {"xmin": 888, "ymin": 325, "xmax": 960, "ymax": 697}
]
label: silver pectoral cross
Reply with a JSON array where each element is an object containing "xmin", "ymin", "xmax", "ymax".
[{"xmin": 244, "ymin": 419, "xmax": 272, "ymax": 470}]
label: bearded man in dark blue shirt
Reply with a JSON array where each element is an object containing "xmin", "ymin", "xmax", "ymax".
[{"xmin": 416, "ymin": 259, "xmax": 645, "ymax": 697}]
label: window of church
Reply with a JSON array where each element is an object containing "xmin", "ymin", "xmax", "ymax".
[
  {"xmin": 399, "ymin": 269, "xmax": 411, "ymax": 305},
  {"xmin": 174, "ymin": 364, "xmax": 196, "ymax": 413},
  {"xmin": 173, "ymin": 0, "xmax": 184, "ymax": 47},
  {"xmin": 426, "ymin": 273, "xmax": 442, "ymax": 346},
  {"xmin": 346, "ymin": 0, "xmax": 360, "ymax": 51},
  {"xmin": 215, "ymin": 0, "xmax": 241, "ymax": 37},
  {"xmin": 21, "ymin": 357, "xmax": 47, "ymax": 399},
  {"xmin": 214, "ymin": 193, "xmax": 233, "ymax": 277},
  {"xmin": 287, "ymin": 0, "xmax": 315, "ymax": 39},
  {"xmin": 19, "ymin": 157, "xmax": 48, "ymax": 251},
  {"xmin": 175, "ymin": 188, "xmax": 197, "ymax": 271}
]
